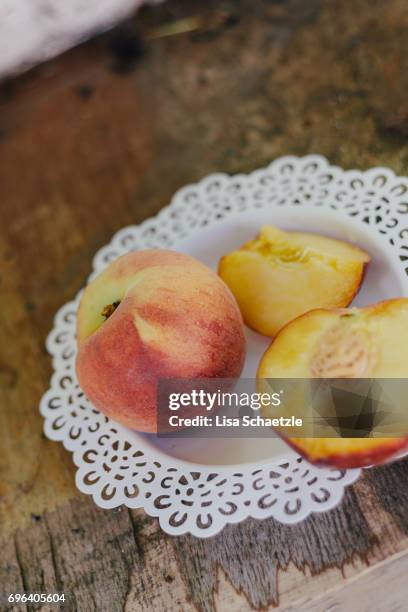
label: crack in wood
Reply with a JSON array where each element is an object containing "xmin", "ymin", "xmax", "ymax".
[
  {"xmin": 12, "ymin": 535, "xmax": 29, "ymax": 612},
  {"xmin": 43, "ymin": 514, "xmax": 66, "ymax": 601}
]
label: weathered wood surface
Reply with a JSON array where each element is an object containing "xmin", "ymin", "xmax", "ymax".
[{"xmin": 1, "ymin": 0, "xmax": 408, "ymax": 609}]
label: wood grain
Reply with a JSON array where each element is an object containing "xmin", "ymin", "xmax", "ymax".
[
  {"xmin": 2, "ymin": 472, "xmax": 408, "ymax": 611},
  {"xmin": 1, "ymin": 0, "xmax": 408, "ymax": 609}
]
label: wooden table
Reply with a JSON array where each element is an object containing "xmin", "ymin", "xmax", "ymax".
[{"xmin": 1, "ymin": 1, "xmax": 408, "ymax": 609}]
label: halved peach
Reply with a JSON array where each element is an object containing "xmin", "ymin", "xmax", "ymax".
[
  {"xmin": 257, "ymin": 299, "xmax": 408, "ymax": 468},
  {"xmin": 218, "ymin": 226, "xmax": 370, "ymax": 336}
]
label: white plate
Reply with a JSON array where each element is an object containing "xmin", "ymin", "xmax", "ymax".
[{"xmin": 40, "ymin": 155, "xmax": 408, "ymax": 537}]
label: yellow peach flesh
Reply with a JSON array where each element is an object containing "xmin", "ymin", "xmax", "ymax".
[
  {"xmin": 218, "ymin": 226, "xmax": 370, "ymax": 336},
  {"xmin": 257, "ymin": 299, "xmax": 408, "ymax": 468}
]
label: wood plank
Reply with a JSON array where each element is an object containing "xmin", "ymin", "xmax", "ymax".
[
  {"xmin": 279, "ymin": 550, "xmax": 408, "ymax": 612},
  {"xmin": 1, "ymin": 470, "xmax": 408, "ymax": 610},
  {"xmin": 44, "ymin": 501, "xmax": 142, "ymax": 611},
  {"xmin": 171, "ymin": 480, "xmax": 379, "ymax": 610}
]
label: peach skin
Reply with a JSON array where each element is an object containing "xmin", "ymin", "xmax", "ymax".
[{"xmin": 76, "ymin": 250, "xmax": 246, "ymax": 432}]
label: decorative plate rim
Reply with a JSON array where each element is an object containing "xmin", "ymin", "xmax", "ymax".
[{"xmin": 40, "ymin": 154, "xmax": 408, "ymax": 537}]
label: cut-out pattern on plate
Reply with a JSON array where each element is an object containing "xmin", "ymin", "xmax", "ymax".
[{"xmin": 41, "ymin": 155, "xmax": 408, "ymax": 537}]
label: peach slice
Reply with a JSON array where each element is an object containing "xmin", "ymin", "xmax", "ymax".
[
  {"xmin": 76, "ymin": 250, "xmax": 246, "ymax": 433},
  {"xmin": 218, "ymin": 226, "xmax": 370, "ymax": 336},
  {"xmin": 257, "ymin": 299, "xmax": 408, "ymax": 468}
]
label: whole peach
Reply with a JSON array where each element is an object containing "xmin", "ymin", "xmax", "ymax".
[{"xmin": 76, "ymin": 250, "xmax": 246, "ymax": 432}]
